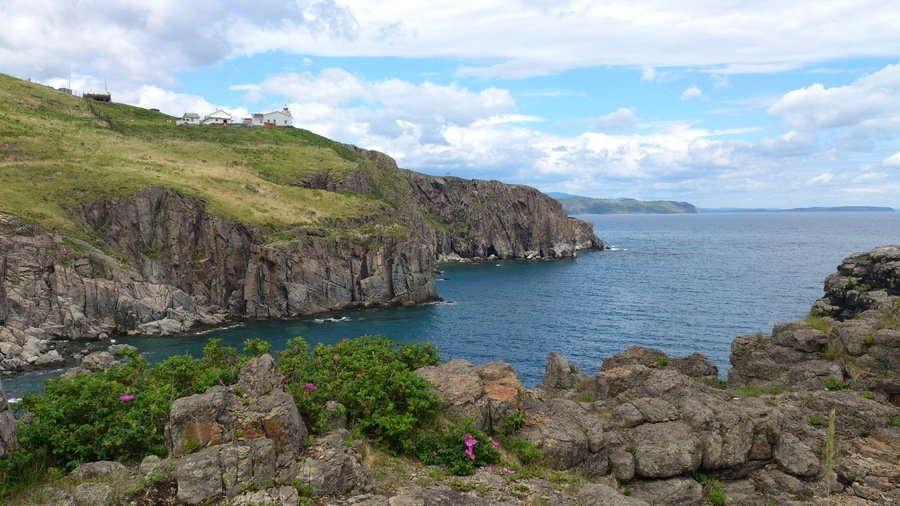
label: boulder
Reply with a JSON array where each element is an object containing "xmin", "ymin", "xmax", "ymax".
[
  {"xmin": 80, "ymin": 351, "xmax": 116, "ymax": 372},
  {"xmin": 601, "ymin": 346, "xmax": 669, "ymax": 371},
  {"xmin": 69, "ymin": 460, "xmax": 127, "ymax": 480},
  {"xmin": 628, "ymin": 421, "xmax": 702, "ymax": 478},
  {"xmin": 175, "ymin": 438, "xmax": 276, "ymax": 505},
  {"xmin": 73, "ymin": 482, "xmax": 115, "ymax": 506},
  {"xmin": 630, "ymin": 477, "xmax": 702, "ymax": 506},
  {"xmin": 540, "ymin": 352, "xmax": 589, "ymax": 391},
  {"xmin": 774, "ymin": 433, "xmax": 820, "ymax": 478},
  {"xmin": 576, "ymin": 482, "xmax": 648, "ymax": 505},
  {"xmin": 229, "ymin": 485, "xmax": 300, "ymax": 506},
  {"xmin": 295, "ymin": 428, "xmax": 375, "ymax": 496},
  {"xmin": 416, "ymin": 359, "xmax": 522, "ymax": 433},
  {"xmin": 669, "ymin": 352, "xmax": 719, "ymax": 382},
  {"xmin": 165, "ymin": 354, "xmax": 305, "ymax": 463},
  {"xmin": 519, "ymin": 396, "xmax": 607, "ymax": 475}
]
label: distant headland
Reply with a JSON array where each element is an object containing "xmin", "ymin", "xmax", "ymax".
[{"xmin": 549, "ymin": 193, "xmax": 698, "ymax": 214}]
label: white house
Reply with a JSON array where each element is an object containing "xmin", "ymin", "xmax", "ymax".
[
  {"xmin": 200, "ymin": 109, "xmax": 233, "ymax": 126},
  {"xmin": 252, "ymin": 106, "xmax": 292, "ymax": 127},
  {"xmin": 176, "ymin": 112, "xmax": 200, "ymax": 126}
]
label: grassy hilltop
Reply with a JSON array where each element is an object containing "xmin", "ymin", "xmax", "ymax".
[{"xmin": 0, "ymin": 73, "xmax": 406, "ymax": 239}]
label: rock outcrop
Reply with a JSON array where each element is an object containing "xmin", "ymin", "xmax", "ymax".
[
  {"xmin": 403, "ymin": 170, "xmax": 602, "ymax": 260},
  {"xmin": 0, "ymin": 378, "xmax": 16, "ymax": 458},
  {"xmin": 731, "ymin": 245, "xmax": 900, "ymax": 402}
]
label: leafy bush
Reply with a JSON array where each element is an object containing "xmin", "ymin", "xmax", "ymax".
[
  {"xmin": 413, "ymin": 420, "xmax": 501, "ymax": 475},
  {"xmin": 277, "ymin": 335, "xmax": 440, "ymax": 450},
  {"xmin": 1, "ymin": 339, "xmax": 255, "ymax": 496},
  {"xmin": 657, "ymin": 355, "xmax": 669, "ymax": 367},
  {"xmin": 807, "ymin": 415, "xmax": 822, "ymax": 426}
]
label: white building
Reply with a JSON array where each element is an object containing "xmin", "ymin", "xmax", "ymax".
[
  {"xmin": 176, "ymin": 112, "xmax": 200, "ymax": 126},
  {"xmin": 252, "ymin": 106, "xmax": 292, "ymax": 127},
  {"xmin": 200, "ymin": 110, "xmax": 233, "ymax": 126}
]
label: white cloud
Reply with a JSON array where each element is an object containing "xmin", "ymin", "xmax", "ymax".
[
  {"xmin": 885, "ymin": 152, "xmax": 900, "ymax": 166},
  {"xmin": 593, "ymin": 108, "xmax": 636, "ymax": 133},
  {"xmin": 681, "ymin": 85, "xmax": 703, "ymax": 101},
  {"xmin": 768, "ymin": 63, "xmax": 900, "ymax": 131},
  {"xmin": 4, "ymin": 1, "xmax": 900, "ymax": 84}
]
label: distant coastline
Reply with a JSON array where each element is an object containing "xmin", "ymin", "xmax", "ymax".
[
  {"xmin": 549, "ymin": 193, "xmax": 698, "ymax": 214},
  {"xmin": 699, "ymin": 206, "xmax": 895, "ymax": 213}
]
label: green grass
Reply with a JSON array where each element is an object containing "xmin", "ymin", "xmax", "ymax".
[
  {"xmin": 805, "ymin": 313, "xmax": 833, "ymax": 336},
  {"xmin": 0, "ymin": 73, "xmax": 408, "ymax": 241}
]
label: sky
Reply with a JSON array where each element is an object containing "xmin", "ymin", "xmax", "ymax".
[{"xmin": 1, "ymin": 1, "xmax": 899, "ymax": 208}]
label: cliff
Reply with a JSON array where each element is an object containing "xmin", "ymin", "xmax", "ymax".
[{"xmin": 0, "ymin": 74, "xmax": 601, "ymax": 373}]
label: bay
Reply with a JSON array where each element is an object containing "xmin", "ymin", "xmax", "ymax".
[{"xmin": 5, "ymin": 211, "xmax": 899, "ymax": 397}]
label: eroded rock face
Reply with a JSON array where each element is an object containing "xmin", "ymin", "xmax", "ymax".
[
  {"xmin": 415, "ymin": 359, "xmax": 523, "ymax": 433},
  {"xmin": 402, "ymin": 170, "xmax": 602, "ymax": 260}
]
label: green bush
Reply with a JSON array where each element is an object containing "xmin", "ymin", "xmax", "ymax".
[
  {"xmin": 277, "ymin": 335, "xmax": 440, "ymax": 450},
  {"xmin": 499, "ymin": 410, "xmax": 525, "ymax": 435},
  {"xmin": 824, "ymin": 377, "xmax": 849, "ymax": 391},
  {"xmin": 1, "ymin": 339, "xmax": 256, "ymax": 496},
  {"xmin": 413, "ymin": 420, "xmax": 501, "ymax": 475}
]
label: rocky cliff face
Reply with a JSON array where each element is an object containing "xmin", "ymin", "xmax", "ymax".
[
  {"xmin": 1, "ymin": 164, "xmax": 599, "ymax": 372},
  {"xmin": 403, "ymin": 170, "xmax": 602, "ymax": 260},
  {"xmin": 0, "ymin": 187, "xmax": 437, "ymax": 372}
]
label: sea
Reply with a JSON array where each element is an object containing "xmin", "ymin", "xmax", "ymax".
[{"xmin": 5, "ymin": 211, "xmax": 900, "ymax": 399}]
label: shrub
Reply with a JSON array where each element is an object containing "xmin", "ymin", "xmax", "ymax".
[
  {"xmin": 412, "ymin": 420, "xmax": 501, "ymax": 475},
  {"xmin": 1, "ymin": 339, "xmax": 248, "ymax": 496},
  {"xmin": 860, "ymin": 391, "xmax": 875, "ymax": 400},
  {"xmin": 824, "ymin": 377, "xmax": 849, "ymax": 391},
  {"xmin": 277, "ymin": 335, "xmax": 440, "ymax": 450},
  {"xmin": 863, "ymin": 334, "xmax": 875, "ymax": 347},
  {"xmin": 657, "ymin": 355, "xmax": 669, "ymax": 367},
  {"xmin": 807, "ymin": 415, "xmax": 822, "ymax": 426}
]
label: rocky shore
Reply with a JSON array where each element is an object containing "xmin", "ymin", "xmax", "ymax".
[
  {"xmin": 2, "ymin": 246, "xmax": 897, "ymax": 505},
  {"xmin": 0, "ymin": 168, "xmax": 600, "ymax": 374}
]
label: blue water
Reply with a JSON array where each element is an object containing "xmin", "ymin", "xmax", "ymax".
[{"xmin": 5, "ymin": 212, "xmax": 899, "ymax": 397}]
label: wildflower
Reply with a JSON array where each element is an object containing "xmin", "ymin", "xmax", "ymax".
[
  {"xmin": 491, "ymin": 438, "xmax": 500, "ymax": 449},
  {"xmin": 119, "ymin": 394, "xmax": 135, "ymax": 402},
  {"xmin": 303, "ymin": 383, "xmax": 317, "ymax": 391},
  {"xmin": 464, "ymin": 433, "xmax": 478, "ymax": 460}
]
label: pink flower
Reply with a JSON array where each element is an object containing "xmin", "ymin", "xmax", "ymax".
[
  {"xmin": 119, "ymin": 394, "xmax": 135, "ymax": 402},
  {"xmin": 464, "ymin": 433, "xmax": 478, "ymax": 460},
  {"xmin": 491, "ymin": 438, "xmax": 500, "ymax": 449},
  {"xmin": 303, "ymin": 383, "xmax": 317, "ymax": 391}
]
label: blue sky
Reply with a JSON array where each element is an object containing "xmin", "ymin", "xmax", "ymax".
[{"xmin": 1, "ymin": 1, "xmax": 899, "ymax": 208}]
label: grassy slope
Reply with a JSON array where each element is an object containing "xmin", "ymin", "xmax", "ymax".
[{"xmin": 0, "ymin": 74, "xmax": 405, "ymax": 241}]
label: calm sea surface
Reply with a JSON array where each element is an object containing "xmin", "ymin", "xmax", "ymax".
[{"xmin": 6, "ymin": 211, "xmax": 900, "ymax": 397}]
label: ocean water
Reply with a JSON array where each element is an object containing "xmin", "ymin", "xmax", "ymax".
[{"xmin": 5, "ymin": 211, "xmax": 900, "ymax": 398}]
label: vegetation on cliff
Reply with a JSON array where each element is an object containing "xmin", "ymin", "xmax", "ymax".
[
  {"xmin": 550, "ymin": 193, "xmax": 698, "ymax": 214},
  {"xmin": 0, "ymin": 73, "xmax": 408, "ymax": 240}
]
